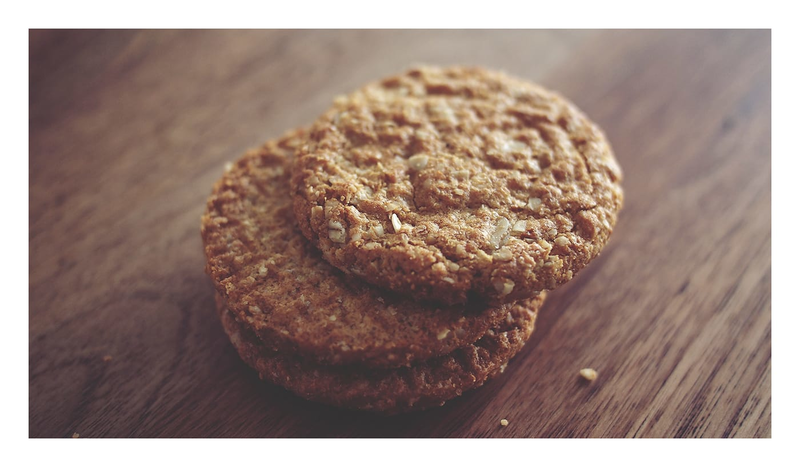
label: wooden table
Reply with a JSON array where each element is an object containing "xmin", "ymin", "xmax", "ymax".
[{"xmin": 29, "ymin": 30, "xmax": 770, "ymax": 438}]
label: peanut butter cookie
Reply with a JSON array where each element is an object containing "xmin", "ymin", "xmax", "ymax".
[{"xmin": 291, "ymin": 66, "xmax": 623, "ymax": 305}]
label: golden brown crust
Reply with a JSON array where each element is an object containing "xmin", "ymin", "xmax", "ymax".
[
  {"xmin": 201, "ymin": 129, "xmax": 519, "ymax": 369},
  {"xmin": 216, "ymin": 291, "xmax": 542, "ymax": 414},
  {"xmin": 291, "ymin": 66, "xmax": 623, "ymax": 305}
]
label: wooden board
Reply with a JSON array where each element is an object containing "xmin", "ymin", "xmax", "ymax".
[{"xmin": 29, "ymin": 29, "xmax": 770, "ymax": 438}]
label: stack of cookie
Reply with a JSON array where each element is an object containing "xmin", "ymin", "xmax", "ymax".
[{"xmin": 201, "ymin": 66, "xmax": 623, "ymax": 414}]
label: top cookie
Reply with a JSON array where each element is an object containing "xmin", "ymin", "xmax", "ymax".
[
  {"xmin": 291, "ymin": 65, "xmax": 623, "ymax": 305},
  {"xmin": 201, "ymin": 129, "xmax": 515, "ymax": 369}
]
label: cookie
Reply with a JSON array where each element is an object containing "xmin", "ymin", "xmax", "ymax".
[
  {"xmin": 201, "ymin": 129, "xmax": 522, "ymax": 369},
  {"xmin": 291, "ymin": 65, "xmax": 623, "ymax": 305},
  {"xmin": 216, "ymin": 291, "xmax": 543, "ymax": 414}
]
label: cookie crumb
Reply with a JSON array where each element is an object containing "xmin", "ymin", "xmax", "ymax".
[
  {"xmin": 579, "ymin": 368, "xmax": 598, "ymax": 381},
  {"xmin": 72, "ymin": 432, "xmax": 80, "ymax": 438},
  {"xmin": 500, "ymin": 419, "xmax": 509, "ymax": 427},
  {"xmin": 102, "ymin": 355, "xmax": 112, "ymax": 362}
]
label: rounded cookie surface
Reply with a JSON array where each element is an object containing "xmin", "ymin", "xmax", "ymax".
[
  {"xmin": 291, "ymin": 65, "xmax": 623, "ymax": 305},
  {"xmin": 216, "ymin": 291, "xmax": 542, "ymax": 414},
  {"xmin": 201, "ymin": 129, "xmax": 517, "ymax": 369}
]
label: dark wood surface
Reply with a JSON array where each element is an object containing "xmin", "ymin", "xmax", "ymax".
[{"xmin": 29, "ymin": 29, "xmax": 771, "ymax": 438}]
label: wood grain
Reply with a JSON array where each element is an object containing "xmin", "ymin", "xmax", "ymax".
[{"xmin": 29, "ymin": 29, "xmax": 770, "ymax": 438}]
